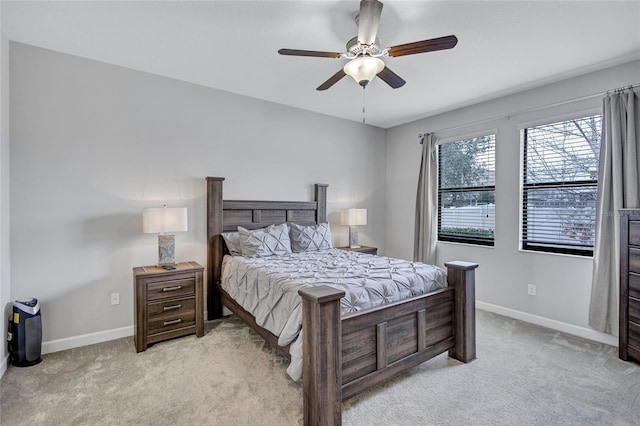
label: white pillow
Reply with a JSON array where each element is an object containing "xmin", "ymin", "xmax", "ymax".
[
  {"xmin": 289, "ymin": 222, "xmax": 333, "ymax": 252},
  {"xmin": 238, "ymin": 223, "xmax": 292, "ymax": 257},
  {"xmin": 221, "ymin": 231, "xmax": 242, "ymax": 255}
]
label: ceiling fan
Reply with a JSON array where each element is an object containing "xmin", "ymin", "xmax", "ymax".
[{"xmin": 278, "ymin": 0, "xmax": 458, "ymax": 91}]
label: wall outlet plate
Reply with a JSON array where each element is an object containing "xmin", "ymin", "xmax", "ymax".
[
  {"xmin": 527, "ymin": 284, "xmax": 536, "ymax": 296},
  {"xmin": 110, "ymin": 292, "xmax": 120, "ymax": 305}
]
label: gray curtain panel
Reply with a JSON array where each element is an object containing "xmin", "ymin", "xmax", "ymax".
[
  {"xmin": 589, "ymin": 89, "xmax": 639, "ymax": 334},
  {"xmin": 414, "ymin": 134, "xmax": 439, "ymax": 264}
]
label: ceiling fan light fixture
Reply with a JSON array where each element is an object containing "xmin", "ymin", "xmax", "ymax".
[{"xmin": 343, "ymin": 56, "xmax": 384, "ymax": 87}]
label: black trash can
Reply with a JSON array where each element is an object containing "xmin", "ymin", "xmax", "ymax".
[{"xmin": 7, "ymin": 298, "xmax": 42, "ymax": 367}]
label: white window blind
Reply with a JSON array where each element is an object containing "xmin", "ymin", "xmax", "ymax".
[
  {"xmin": 521, "ymin": 114, "xmax": 602, "ymax": 255},
  {"xmin": 438, "ymin": 134, "xmax": 496, "ymax": 246}
]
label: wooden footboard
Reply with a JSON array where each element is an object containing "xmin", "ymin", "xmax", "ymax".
[{"xmin": 299, "ymin": 261, "xmax": 478, "ymax": 426}]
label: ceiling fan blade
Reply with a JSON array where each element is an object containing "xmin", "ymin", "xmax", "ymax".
[
  {"xmin": 387, "ymin": 35, "xmax": 458, "ymax": 58},
  {"xmin": 278, "ymin": 49, "xmax": 343, "ymax": 58},
  {"xmin": 357, "ymin": 0, "xmax": 383, "ymax": 45},
  {"xmin": 377, "ymin": 66, "xmax": 406, "ymax": 89},
  {"xmin": 316, "ymin": 69, "xmax": 347, "ymax": 91}
]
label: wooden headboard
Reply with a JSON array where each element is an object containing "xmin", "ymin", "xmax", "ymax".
[{"xmin": 205, "ymin": 177, "xmax": 328, "ymax": 320}]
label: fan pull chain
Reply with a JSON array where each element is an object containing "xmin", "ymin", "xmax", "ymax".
[{"xmin": 362, "ymin": 86, "xmax": 366, "ymax": 124}]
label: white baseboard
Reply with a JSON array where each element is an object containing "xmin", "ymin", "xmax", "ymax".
[
  {"xmin": 477, "ymin": 301, "xmax": 618, "ymax": 347},
  {"xmin": 42, "ymin": 325, "xmax": 133, "ymax": 355},
  {"xmin": 17, "ymin": 303, "xmax": 617, "ymax": 361},
  {"xmin": 41, "ymin": 308, "xmax": 213, "ymax": 356}
]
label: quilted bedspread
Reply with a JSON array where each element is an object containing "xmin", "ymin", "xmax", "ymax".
[{"xmin": 220, "ymin": 248, "xmax": 447, "ymax": 380}]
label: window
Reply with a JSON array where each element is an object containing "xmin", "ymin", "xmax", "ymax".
[
  {"xmin": 438, "ymin": 134, "xmax": 496, "ymax": 246},
  {"xmin": 521, "ymin": 114, "xmax": 602, "ymax": 256}
]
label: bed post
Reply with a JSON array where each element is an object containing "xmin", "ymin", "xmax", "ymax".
[
  {"xmin": 315, "ymin": 183, "xmax": 328, "ymax": 223},
  {"xmin": 445, "ymin": 261, "xmax": 478, "ymax": 363},
  {"xmin": 299, "ymin": 285, "xmax": 345, "ymax": 426},
  {"xmin": 206, "ymin": 177, "xmax": 225, "ymax": 320}
]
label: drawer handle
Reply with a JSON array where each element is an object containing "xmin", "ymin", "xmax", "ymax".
[
  {"xmin": 163, "ymin": 304, "xmax": 182, "ymax": 312},
  {"xmin": 163, "ymin": 319, "xmax": 182, "ymax": 326},
  {"xmin": 162, "ymin": 285, "xmax": 182, "ymax": 292}
]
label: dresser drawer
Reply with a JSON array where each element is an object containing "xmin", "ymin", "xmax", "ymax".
[
  {"xmin": 629, "ymin": 248, "xmax": 640, "ymax": 274},
  {"xmin": 629, "ymin": 298, "xmax": 640, "ymax": 324},
  {"xmin": 629, "ymin": 321, "xmax": 640, "ymax": 350},
  {"xmin": 630, "ymin": 274, "xmax": 640, "ymax": 299},
  {"xmin": 147, "ymin": 278, "xmax": 195, "ymax": 301},
  {"xmin": 629, "ymin": 221, "xmax": 640, "ymax": 246}
]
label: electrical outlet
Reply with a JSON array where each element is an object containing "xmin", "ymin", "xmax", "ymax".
[
  {"xmin": 110, "ymin": 292, "xmax": 120, "ymax": 305},
  {"xmin": 527, "ymin": 284, "xmax": 536, "ymax": 296}
]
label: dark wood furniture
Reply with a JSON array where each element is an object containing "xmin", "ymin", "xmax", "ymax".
[
  {"xmin": 620, "ymin": 209, "xmax": 640, "ymax": 363},
  {"xmin": 206, "ymin": 177, "xmax": 478, "ymax": 425},
  {"xmin": 336, "ymin": 245, "xmax": 377, "ymax": 255},
  {"xmin": 133, "ymin": 261, "xmax": 204, "ymax": 352}
]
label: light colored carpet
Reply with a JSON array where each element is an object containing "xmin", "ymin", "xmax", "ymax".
[{"xmin": 1, "ymin": 310, "xmax": 639, "ymax": 425}]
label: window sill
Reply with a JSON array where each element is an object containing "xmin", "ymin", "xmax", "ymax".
[
  {"xmin": 437, "ymin": 240, "xmax": 495, "ymax": 249},
  {"xmin": 518, "ymin": 248, "xmax": 593, "ymax": 259}
]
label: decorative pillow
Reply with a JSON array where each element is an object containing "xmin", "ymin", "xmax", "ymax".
[
  {"xmin": 221, "ymin": 231, "xmax": 242, "ymax": 256},
  {"xmin": 238, "ymin": 223, "xmax": 292, "ymax": 257},
  {"xmin": 289, "ymin": 222, "xmax": 333, "ymax": 253}
]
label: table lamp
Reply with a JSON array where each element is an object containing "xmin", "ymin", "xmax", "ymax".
[
  {"xmin": 341, "ymin": 208, "xmax": 367, "ymax": 248},
  {"xmin": 143, "ymin": 206, "xmax": 188, "ymax": 269}
]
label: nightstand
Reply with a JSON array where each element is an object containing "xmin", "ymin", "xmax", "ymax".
[
  {"xmin": 133, "ymin": 261, "xmax": 204, "ymax": 352},
  {"xmin": 337, "ymin": 245, "xmax": 378, "ymax": 255}
]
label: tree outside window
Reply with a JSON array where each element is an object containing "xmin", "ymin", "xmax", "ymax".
[{"xmin": 438, "ymin": 135, "xmax": 496, "ymax": 245}]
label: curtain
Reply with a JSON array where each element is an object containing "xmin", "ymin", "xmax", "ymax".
[
  {"xmin": 589, "ymin": 89, "xmax": 639, "ymax": 334},
  {"xmin": 414, "ymin": 133, "xmax": 439, "ymax": 264}
]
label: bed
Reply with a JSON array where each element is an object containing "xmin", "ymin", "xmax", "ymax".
[{"xmin": 206, "ymin": 177, "xmax": 478, "ymax": 425}]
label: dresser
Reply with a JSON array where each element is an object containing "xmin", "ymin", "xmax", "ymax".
[
  {"xmin": 133, "ymin": 261, "xmax": 204, "ymax": 352},
  {"xmin": 620, "ymin": 209, "xmax": 640, "ymax": 363}
]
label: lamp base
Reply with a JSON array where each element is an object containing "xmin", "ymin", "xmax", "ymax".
[
  {"xmin": 349, "ymin": 227, "xmax": 360, "ymax": 249},
  {"xmin": 158, "ymin": 234, "xmax": 177, "ymax": 268}
]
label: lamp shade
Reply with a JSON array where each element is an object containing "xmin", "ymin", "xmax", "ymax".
[
  {"xmin": 143, "ymin": 207, "xmax": 188, "ymax": 234},
  {"xmin": 343, "ymin": 56, "xmax": 385, "ymax": 87},
  {"xmin": 341, "ymin": 208, "xmax": 367, "ymax": 226}
]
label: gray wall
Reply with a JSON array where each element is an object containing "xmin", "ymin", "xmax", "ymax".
[
  {"xmin": 9, "ymin": 42, "xmax": 386, "ymax": 348},
  {"xmin": 1, "ymin": 32, "xmax": 10, "ymax": 372},
  {"xmin": 385, "ymin": 60, "xmax": 640, "ymax": 344},
  {"xmin": 6, "ymin": 40, "xmax": 639, "ymax": 361}
]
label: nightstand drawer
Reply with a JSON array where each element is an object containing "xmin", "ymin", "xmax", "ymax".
[
  {"xmin": 147, "ymin": 278, "xmax": 195, "ymax": 301},
  {"xmin": 148, "ymin": 297, "xmax": 195, "ymax": 318},
  {"xmin": 148, "ymin": 309, "xmax": 195, "ymax": 334}
]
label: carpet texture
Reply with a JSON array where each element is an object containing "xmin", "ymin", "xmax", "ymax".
[{"xmin": 1, "ymin": 310, "xmax": 639, "ymax": 425}]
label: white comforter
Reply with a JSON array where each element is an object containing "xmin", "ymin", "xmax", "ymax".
[{"xmin": 220, "ymin": 248, "xmax": 447, "ymax": 380}]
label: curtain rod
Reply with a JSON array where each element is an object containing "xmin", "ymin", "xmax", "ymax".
[{"xmin": 418, "ymin": 82, "xmax": 640, "ymax": 140}]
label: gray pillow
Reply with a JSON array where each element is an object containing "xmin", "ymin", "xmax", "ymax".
[
  {"xmin": 289, "ymin": 222, "xmax": 333, "ymax": 252},
  {"xmin": 238, "ymin": 223, "xmax": 292, "ymax": 257},
  {"xmin": 221, "ymin": 231, "xmax": 242, "ymax": 255}
]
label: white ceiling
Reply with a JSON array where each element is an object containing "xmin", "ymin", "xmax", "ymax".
[{"xmin": 2, "ymin": 0, "xmax": 640, "ymax": 128}]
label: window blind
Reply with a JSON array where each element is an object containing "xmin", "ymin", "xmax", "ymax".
[
  {"xmin": 438, "ymin": 134, "xmax": 496, "ymax": 246},
  {"xmin": 521, "ymin": 115, "xmax": 602, "ymax": 255}
]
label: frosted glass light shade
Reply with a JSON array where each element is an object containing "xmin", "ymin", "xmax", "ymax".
[
  {"xmin": 343, "ymin": 56, "xmax": 384, "ymax": 86},
  {"xmin": 143, "ymin": 207, "xmax": 188, "ymax": 234},
  {"xmin": 341, "ymin": 208, "xmax": 367, "ymax": 226}
]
